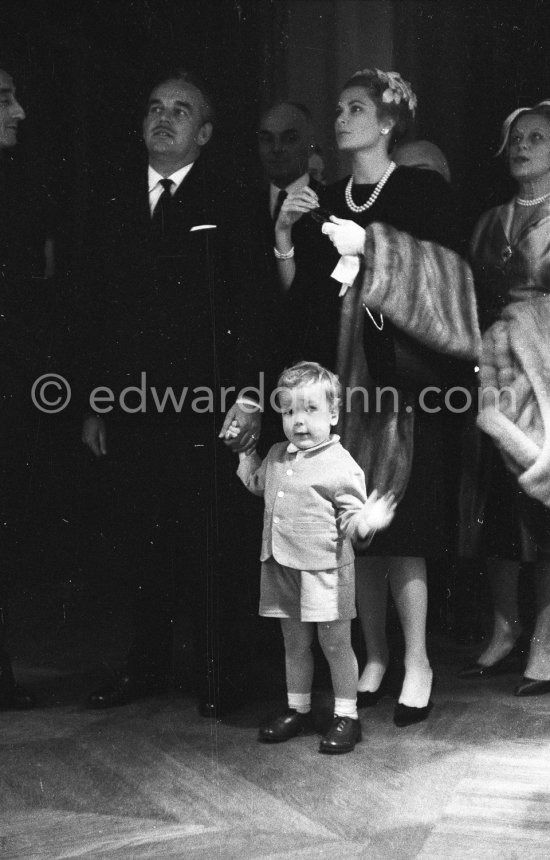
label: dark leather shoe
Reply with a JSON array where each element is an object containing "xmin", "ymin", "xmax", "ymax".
[
  {"xmin": 457, "ymin": 634, "xmax": 529, "ymax": 679},
  {"xmin": 319, "ymin": 715, "xmax": 362, "ymax": 754},
  {"xmin": 0, "ymin": 682, "xmax": 36, "ymax": 710},
  {"xmin": 514, "ymin": 676, "xmax": 550, "ymax": 697},
  {"xmin": 86, "ymin": 672, "xmax": 170, "ymax": 709},
  {"xmin": 258, "ymin": 709, "xmax": 313, "ymax": 742}
]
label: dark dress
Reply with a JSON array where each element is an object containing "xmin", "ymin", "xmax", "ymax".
[{"xmin": 285, "ymin": 166, "xmax": 470, "ymax": 557}]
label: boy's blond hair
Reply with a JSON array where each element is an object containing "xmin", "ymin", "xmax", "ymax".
[{"xmin": 276, "ymin": 361, "xmax": 341, "ymax": 411}]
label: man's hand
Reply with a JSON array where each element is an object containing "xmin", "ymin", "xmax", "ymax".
[
  {"xmin": 82, "ymin": 414, "xmax": 107, "ymax": 457},
  {"xmin": 219, "ymin": 403, "xmax": 261, "ymax": 454}
]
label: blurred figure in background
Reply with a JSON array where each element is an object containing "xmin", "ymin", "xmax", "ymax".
[
  {"xmin": 393, "ymin": 139, "xmax": 451, "ymax": 183},
  {"xmin": 307, "ymin": 143, "xmax": 327, "ymax": 184},
  {"xmin": 458, "ymin": 100, "xmax": 550, "ymax": 696},
  {"xmin": 1, "ymin": 63, "xmax": 55, "ymax": 710},
  {"xmin": 256, "ymin": 102, "xmax": 326, "ymax": 371}
]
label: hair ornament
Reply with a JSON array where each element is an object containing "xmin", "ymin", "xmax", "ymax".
[{"xmin": 351, "ymin": 69, "xmax": 417, "ymax": 118}]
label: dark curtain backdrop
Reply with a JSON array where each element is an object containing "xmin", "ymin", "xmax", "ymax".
[
  {"xmin": 1, "ymin": 0, "xmax": 269, "ymax": 263},
  {"xmin": 394, "ymin": 0, "xmax": 550, "ymax": 236}
]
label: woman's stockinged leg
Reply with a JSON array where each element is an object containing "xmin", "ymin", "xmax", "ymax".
[
  {"xmin": 477, "ymin": 558, "xmax": 522, "ymax": 666},
  {"xmin": 388, "ymin": 556, "xmax": 433, "ymax": 708},
  {"xmin": 524, "ymin": 559, "xmax": 550, "ymax": 680},
  {"xmin": 280, "ymin": 619, "xmax": 315, "ymax": 694},
  {"xmin": 317, "ymin": 619, "xmax": 358, "ymax": 701},
  {"xmin": 355, "ymin": 556, "xmax": 389, "ymax": 693}
]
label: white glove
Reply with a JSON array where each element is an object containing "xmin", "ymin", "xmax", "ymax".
[{"xmin": 322, "ymin": 216, "xmax": 366, "ymax": 256}]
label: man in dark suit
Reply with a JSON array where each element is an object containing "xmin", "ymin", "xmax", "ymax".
[
  {"xmin": 0, "ymin": 63, "xmax": 48, "ymax": 710},
  {"xmin": 256, "ymin": 101, "xmax": 326, "ymax": 372},
  {"xmin": 82, "ymin": 69, "xmax": 263, "ymax": 717},
  {"xmin": 257, "ymin": 100, "xmax": 323, "ymax": 280},
  {"xmin": 257, "ymin": 101, "xmax": 320, "ymax": 223}
]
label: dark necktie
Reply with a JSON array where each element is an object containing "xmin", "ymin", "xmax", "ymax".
[
  {"xmin": 272, "ymin": 188, "xmax": 287, "ymax": 224},
  {"xmin": 152, "ymin": 178, "xmax": 175, "ymax": 238}
]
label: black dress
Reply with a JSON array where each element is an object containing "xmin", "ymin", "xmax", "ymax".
[{"xmin": 286, "ymin": 166, "xmax": 470, "ymax": 557}]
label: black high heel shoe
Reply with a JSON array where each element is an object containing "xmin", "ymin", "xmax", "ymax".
[
  {"xmin": 393, "ymin": 679, "xmax": 434, "ymax": 728},
  {"xmin": 357, "ymin": 667, "xmax": 393, "ymax": 708},
  {"xmin": 457, "ymin": 632, "xmax": 530, "ymax": 679},
  {"xmin": 357, "ymin": 687, "xmax": 385, "ymax": 708},
  {"xmin": 514, "ymin": 677, "xmax": 550, "ymax": 697}
]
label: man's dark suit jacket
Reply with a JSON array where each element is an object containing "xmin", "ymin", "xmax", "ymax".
[
  {"xmin": 81, "ymin": 157, "xmax": 264, "ymax": 421},
  {"xmin": 256, "ymin": 176, "xmax": 325, "ymax": 290},
  {"xmin": 256, "ymin": 176, "xmax": 326, "ymax": 371},
  {"xmin": 75, "ymin": 157, "xmax": 267, "ymax": 665}
]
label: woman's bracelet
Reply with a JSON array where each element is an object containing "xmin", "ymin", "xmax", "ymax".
[{"xmin": 273, "ymin": 245, "xmax": 295, "ymax": 260}]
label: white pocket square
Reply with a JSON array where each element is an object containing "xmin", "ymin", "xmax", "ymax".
[{"xmin": 190, "ymin": 224, "xmax": 217, "ymax": 231}]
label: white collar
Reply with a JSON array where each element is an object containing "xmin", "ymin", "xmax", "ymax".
[
  {"xmin": 148, "ymin": 162, "xmax": 195, "ymax": 193},
  {"xmin": 286, "ymin": 434, "xmax": 339, "ymax": 457}
]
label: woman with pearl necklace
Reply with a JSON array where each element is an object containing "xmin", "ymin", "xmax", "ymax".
[
  {"xmin": 273, "ymin": 68, "xmax": 471, "ymax": 727},
  {"xmin": 458, "ymin": 101, "xmax": 550, "ymax": 697}
]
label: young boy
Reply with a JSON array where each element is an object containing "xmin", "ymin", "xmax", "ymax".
[{"xmin": 231, "ymin": 361, "xmax": 395, "ymax": 754}]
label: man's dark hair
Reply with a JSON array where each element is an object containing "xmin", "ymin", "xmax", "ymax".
[
  {"xmin": 261, "ymin": 101, "xmax": 312, "ymax": 125},
  {"xmin": 148, "ymin": 68, "xmax": 216, "ymax": 125},
  {"xmin": 284, "ymin": 101, "xmax": 312, "ymax": 122}
]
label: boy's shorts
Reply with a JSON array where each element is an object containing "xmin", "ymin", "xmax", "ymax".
[{"xmin": 259, "ymin": 556, "xmax": 356, "ymax": 622}]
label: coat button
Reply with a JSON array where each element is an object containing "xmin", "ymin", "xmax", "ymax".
[
  {"xmin": 278, "ymin": 491, "xmax": 284, "ymax": 497},
  {"xmin": 273, "ymin": 516, "xmax": 280, "ymax": 524},
  {"xmin": 286, "ymin": 469, "xmax": 293, "ymax": 475}
]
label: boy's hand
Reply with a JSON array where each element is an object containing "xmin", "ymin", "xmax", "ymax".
[{"xmin": 357, "ymin": 490, "xmax": 396, "ymax": 538}]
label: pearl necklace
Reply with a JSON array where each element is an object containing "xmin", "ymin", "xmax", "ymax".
[
  {"xmin": 516, "ymin": 190, "xmax": 550, "ymax": 206},
  {"xmin": 345, "ymin": 161, "xmax": 397, "ymax": 213}
]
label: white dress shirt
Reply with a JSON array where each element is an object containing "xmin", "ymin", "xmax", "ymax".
[{"xmin": 148, "ymin": 163, "xmax": 195, "ymax": 216}]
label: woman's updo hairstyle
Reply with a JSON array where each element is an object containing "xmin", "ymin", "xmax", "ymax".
[
  {"xmin": 496, "ymin": 100, "xmax": 550, "ymax": 156},
  {"xmin": 341, "ymin": 68, "xmax": 417, "ymax": 150}
]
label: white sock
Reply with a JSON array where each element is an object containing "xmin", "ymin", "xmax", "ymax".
[
  {"xmin": 288, "ymin": 692, "xmax": 311, "ymax": 714},
  {"xmin": 334, "ymin": 697, "xmax": 358, "ymax": 720}
]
